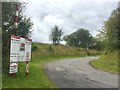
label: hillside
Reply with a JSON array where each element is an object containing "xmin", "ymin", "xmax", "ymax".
[
  {"xmin": 3, "ymin": 42, "xmax": 99, "ymax": 88},
  {"xmin": 90, "ymin": 50, "xmax": 119, "ymax": 74}
]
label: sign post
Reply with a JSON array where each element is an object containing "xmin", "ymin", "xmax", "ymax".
[
  {"xmin": 9, "ymin": 3, "xmax": 32, "ymax": 77},
  {"xmin": 9, "ymin": 35, "xmax": 32, "ymax": 76}
]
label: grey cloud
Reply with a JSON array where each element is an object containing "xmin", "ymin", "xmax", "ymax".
[{"xmin": 60, "ymin": 1, "xmax": 118, "ymax": 35}]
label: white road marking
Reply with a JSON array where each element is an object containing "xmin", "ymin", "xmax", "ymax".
[{"xmin": 56, "ymin": 67, "xmax": 64, "ymax": 71}]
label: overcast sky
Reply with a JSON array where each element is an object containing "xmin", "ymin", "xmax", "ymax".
[{"xmin": 24, "ymin": 0, "xmax": 119, "ymax": 44}]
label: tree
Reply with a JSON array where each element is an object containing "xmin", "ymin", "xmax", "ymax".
[
  {"xmin": 64, "ymin": 28, "xmax": 93, "ymax": 49},
  {"xmin": 105, "ymin": 8, "xmax": 120, "ymax": 50},
  {"xmin": 2, "ymin": 2, "xmax": 33, "ymax": 72},
  {"xmin": 88, "ymin": 37, "xmax": 103, "ymax": 51},
  {"xmin": 49, "ymin": 25, "xmax": 64, "ymax": 45},
  {"xmin": 97, "ymin": 7, "xmax": 120, "ymax": 51}
]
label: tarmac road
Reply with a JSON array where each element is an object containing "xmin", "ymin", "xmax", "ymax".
[{"xmin": 43, "ymin": 57, "xmax": 118, "ymax": 88}]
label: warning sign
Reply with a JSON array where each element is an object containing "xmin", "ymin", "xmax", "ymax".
[
  {"xmin": 10, "ymin": 35, "xmax": 32, "ymax": 62},
  {"xmin": 9, "ymin": 63, "xmax": 18, "ymax": 74}
]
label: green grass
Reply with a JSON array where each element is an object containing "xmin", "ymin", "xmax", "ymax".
[
  {"xmin": 3, "ymin": 42, "xmax": 99, "ymax": 88},
  {"xmin": 3, "ymin": 56, "xmax": 83, "ymax": 88},
  {"xmin": 3, "ymin": 58, "xmax": 55, "ymax": 88},
  {"xmin": 90, "ymin": 50, "xmax": 119, "ymax": 74}
]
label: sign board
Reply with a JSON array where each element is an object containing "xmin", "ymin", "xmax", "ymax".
[
  {"xmin": 25, "ymin": 39, "xmax": 32, "ymax": 61},
  {"xmin": 9, "ymin": 62, "xmax": 18, "ymax": 74},
  {"xmin": 10, "ymin": 36, "xmax": 20, "ymax": 62},
  {"xmin": 10, "ymin": 35, "xmax": 32, "ymax": 62}
]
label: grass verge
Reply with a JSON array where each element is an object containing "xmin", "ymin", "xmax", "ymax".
[
  {"xmin": 90, "ymin": 50, "xmax": 119, "ymax": 74},
  {"xmin": 2, "ymin": 56, "xmax": 82, "ymax": 88}
]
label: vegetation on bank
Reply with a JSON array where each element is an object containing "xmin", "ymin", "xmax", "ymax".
[
  {"xmin": 32, "ymin": 43, "xmax": 99, "ymax": 57},
  {"xmin": 90, "ymin": 7, "xmax": 120, "ymax": 74},
  {"xmin": 90, "ymin": 50, "xmax": 119, "ymax": 74}
]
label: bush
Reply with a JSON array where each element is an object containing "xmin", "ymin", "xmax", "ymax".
[
  {"xmin": 48, "ymin": 45, "xmax": 52, "ymax": 51},
  {"xmin": 86, "ymin": 51, "xmax": 90, "ymax": 56},
  {"xmin": 32, "ymin": 43, "xmax": 38, "ymax": 51}
]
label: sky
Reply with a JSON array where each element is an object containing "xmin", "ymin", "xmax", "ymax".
[{"xmin": 24, "ymin": 0, "xmax": 119, "ymax": 44}]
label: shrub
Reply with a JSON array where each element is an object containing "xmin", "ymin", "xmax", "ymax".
[
  {"xmin": 32, "ymin": 43, "xmax": 38, "ymax": 51},
  {"xmin": 48, "ymin": 45, "xmax": 52, "ymax": 51}
]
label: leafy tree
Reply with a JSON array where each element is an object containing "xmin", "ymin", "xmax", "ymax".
[
  {"xmin": 49, "ymin": 25, "xmax": 64, "ymax": 45},
  {"xmin": 64, "ymin": 28, "xmax": 93, "ymax": 49},
  {"xmin": 105, "ymin": 8, "xmax": 120, "ymax": 50},
  {"xmin": 2, "ymin": 2, "xmax": 33, "ymax": 72},
  {"xmin": 96, "ymin": 28, "xmax": 107, "ymax": 50},
  {"xmin": 97, "ymin": 7, "xmax": 120, "ymax": 51},
  {"xmin": 88, "ymin": 37, "xmax": 103, "ymax": 51}
]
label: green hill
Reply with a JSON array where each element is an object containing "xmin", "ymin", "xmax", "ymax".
[{"xmin": 3, "ymin": 42, "xmax": 99, "ymax": 88}]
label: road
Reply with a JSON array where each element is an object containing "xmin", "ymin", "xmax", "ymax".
[{"xmin": 43, "ymin": 57, "xmax": 118, "ymax": 88}]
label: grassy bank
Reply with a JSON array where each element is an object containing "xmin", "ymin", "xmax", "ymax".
[
  {"xmin": 90, "ymin": 50, "xmax": 119, "ymax": 74},
  {"xmin": 3, "ymin": 42, "xmax": 99, "ymax": 88},
  {"xmin": 32, "ymin": 43, "xmax": 99, "ymax": 57}
]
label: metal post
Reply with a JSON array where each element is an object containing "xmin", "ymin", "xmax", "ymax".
[
  {"xmin": 14, "ymin": 3, "xmax": 19, "ymax": 29},
  {"xmin": 10, "ymin": 3, "xmax": 19, "ymax": 75}
]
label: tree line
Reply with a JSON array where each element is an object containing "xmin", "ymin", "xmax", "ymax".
[
  {"xmin": 50, "ymin": 26, "xmax": 102, "ymax": 51},
  {"xmin": 49, "ymin": 7, "xmax": 120, "ymax": 52}
]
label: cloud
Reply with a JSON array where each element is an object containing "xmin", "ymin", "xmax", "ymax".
[{"xmin": 24, "ymin": 0, "xmax": 119, "ymax": 44}]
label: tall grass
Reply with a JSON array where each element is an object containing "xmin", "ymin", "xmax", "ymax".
[{"xmin": 32, "ymin": 42, "xmax": 99, "ymax": 57}]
